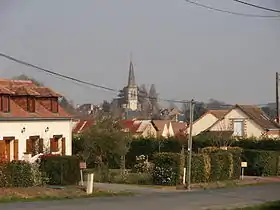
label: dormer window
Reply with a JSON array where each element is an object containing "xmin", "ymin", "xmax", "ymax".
[
  {"xmin": 51, "ymin": 98, "xmax": 58, "ymax": 113},
  {"xmin": 27, "ymin": 97, "xmax": 36, "ymax": 112},
  {"xmin": 0, "ymin": 95, "xmax": 10, "ymax": 113}
]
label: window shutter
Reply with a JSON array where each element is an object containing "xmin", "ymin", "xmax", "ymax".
[
  {"xmin": 50, "ymin": 138, "xmax": 58, "ymax": 153},
  {"xmin": 26, "ymin": 139, "xmax": 32, "ymax": 154},
  {"xmin": 62, "ymin": 138, "xmax": 66, "ymax": 155},
  {"xmin": 13, "ymin": 140, "xmax": 19, "ymax": 160},
  {"xmin": 39, "ymin": 138, "xmax": 44, "ymax": 153},
  {"xmin": 2, "ymin": 96, "xmax": 10, "ymax": 113},
  {"xmin": 0, "ymin": 141, "xmax": 6, "ymax": 161}
]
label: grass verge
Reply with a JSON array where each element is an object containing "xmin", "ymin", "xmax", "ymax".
[
  {"xmin": 0, "ymin": 187, "xmax": 134, "ymax": 204},
  {"xmin": 232, "ymin": 200, "xmax": 280, "ymax": 210}
]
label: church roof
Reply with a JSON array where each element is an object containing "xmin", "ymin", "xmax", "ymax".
[{"xmin": 128, "ymin": 60, "xmax": 136, "ymax": 87}]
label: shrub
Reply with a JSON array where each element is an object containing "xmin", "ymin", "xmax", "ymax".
[
  {"xmin": 0, "ymin": 160, "xmax": 9, "ymax": 187},
  {"xmin": 40, "ymin": 155, "xmax": 80, "ymax": 185},
  {"xmin": 133, "ymin": 155, "xmax": 154, "ymax": 174},
  {"xmin": 113, "ymin": 173, "xmax": 153, "ymax": 185},
  {"xmin": 187, "ymin": 154, "xmax": 211, "ymax": 183},
  {"xmin": 201, "ymin": 146, "xmax": 242, "ymax": 180},
  {"xmin": 152, "ymin": 152, "xmax": 180, "ymax": 186},
  {"xmin": 243, "ymin": 149, "xmax": 280, "ymax": 176},
  {"xmin": 208, "ymin": 151, "xmax": 234, "ymax": 181},
  {"xmin": 1, "ymin": 161, "xmax": 46, "ymax": 187}
]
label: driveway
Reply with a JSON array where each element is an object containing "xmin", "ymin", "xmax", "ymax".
[{"xmin": 1, "ymin": 183, "xmax": 279, "ymax": 210}]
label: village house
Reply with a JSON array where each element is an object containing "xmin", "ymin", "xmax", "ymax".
[
  {"xmin": 191, "ymin": 105, "xmax": 280, "ymax": 138},
  {"xmin": 189, "ymin": 109, "xmax": 228, "ymax": 136},
  {"xmin": 0, "ymin": 79, "xmax": 73, "ymax": 161},
  {"xmin": 122, "ymin": 119, "xmax": 187, "ymax": 139}
]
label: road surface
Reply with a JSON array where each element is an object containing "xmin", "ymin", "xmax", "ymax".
[{"xmin": 1, "ymin": 183, "xmax": 279, "ymax": 210}]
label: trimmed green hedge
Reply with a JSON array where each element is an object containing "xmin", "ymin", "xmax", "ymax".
[
  {"xmin": 208, "ymin": 152, "xmax": 233, "ymax": 181},
  {"xmin": 243, "ymin": 149, "xmax": 280, "ymax": 176},
  {"xmin": 152, "ymin": 152, "xmax": 180, "ymax": 186},
  {"xmin": 188, "ymin": 154, "xmax": 211, "ymax": 183},
  {"xmin": 201, "ymin": 146, "xmax": 242, "ymax": 180},
  {"xmin": 40, "ymin": 155, "xmax": 80, "ymax": 185},
  {"xmin": 0, "ymin": 160, "xmax": 45, "ymax": 187}
]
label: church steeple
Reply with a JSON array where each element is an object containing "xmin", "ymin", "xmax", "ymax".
[{"xmin": 128, "ymin": 60, "xmax": 136, "ymax": 87}]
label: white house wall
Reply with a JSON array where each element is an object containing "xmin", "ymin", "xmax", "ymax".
[
  {"xmin": 210, "ymin": 108, "xmax": 264, "ymax": 137},
  {"xmin": 0, "ymin": 120, "xmax": 72, "ymax": 160},
  {"xmin": 189, "ymin": 113, "xmax": 218, "ymax": 136}
]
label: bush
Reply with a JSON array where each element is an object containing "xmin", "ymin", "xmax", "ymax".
[
  {"xmin": 113, "ymin": 173, "xmax": 153, "ymax": 185},
  {"xmin": 0, "ymin": 161, "xmax": 45, "ymax": 187},
  {"xmin": 187, "ymin": 154, "xmax": 211, "ymax": 183},
  {"xmin": 201, "ymin": 147, "xmax": 242, "ymax": 180},
  {"xmin": 209, "ymin": 151, "xmax": 233, "ymax": 181},
  {"xmin": 243, "ymin": 149, "xmax": 280, "ymax": 176},
  {"xmin": 40, "ymin": 155, "xmax": 80, "ymax": 185},
  {"xmin": 152, "ymin": 152, "xmax": 180, "ymax": 186},
  {"xmin": 0, "ymin": 160, "xmax": 9, "ymax": 187}
]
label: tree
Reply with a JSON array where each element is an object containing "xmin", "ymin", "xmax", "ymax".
[
  {"xmin": 102, "ymin": 100, "xmax": 111, "ymax": 113},
  {"xmin": 81, "ymin": 116, "xmax": 131, "ymax": 175},
  {"xmin": 12, "ymin": 74, "xmax": 43, "ymax": 86}
]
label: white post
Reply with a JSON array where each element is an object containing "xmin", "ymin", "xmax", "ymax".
[
  {"xmin": 183, "ymin": 168, "xmax": 186, "ymax": 185},
  {"xmin": 80, "ymin": 169, "xmax": 84, "ymax": 186},
  {"xmin": 241, "ymin": 168, "xmax": 244, "ymax": 180},
  {"xmin": 86, "ymin": 173, "xmax": 94, "ymax": 194}
]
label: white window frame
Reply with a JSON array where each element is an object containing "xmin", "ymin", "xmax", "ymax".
[{"xmin": 233, "ymin": 119, "xmax": 244, "ymax": 137}]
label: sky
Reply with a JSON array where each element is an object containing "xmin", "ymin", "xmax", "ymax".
[{"xmin": 0, "ymin": 0, "xmax": 280, "ymax": 107}]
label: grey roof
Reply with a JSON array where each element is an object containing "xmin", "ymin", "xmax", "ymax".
[{"xmin": 128, "ymin": 61, "xmax": 136, "ymax": 87}]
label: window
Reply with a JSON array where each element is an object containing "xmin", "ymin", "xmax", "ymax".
[
  {"xmin": 51, "ymin": 98, "xmax": 58, "ymax": 113},
  {"xmin": 233, "ymin": 120, "xmax": 244, "ymax": 137},
  {"xmin": 27, "ymin": 97, "xmax": 36, "ymax": 112},
  {"xmin": 0, "ymin": 95, "xmax": 10, "ymax": 113}
]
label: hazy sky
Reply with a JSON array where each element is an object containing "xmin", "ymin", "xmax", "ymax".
[{"xmin": 0, "ymin": 0, "xmax": 280, "ymax": 106}]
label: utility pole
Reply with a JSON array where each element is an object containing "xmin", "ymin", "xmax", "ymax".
[
  {"xmin": 186, "ymin": 99, "xmax": 195, "ymax": 191},
  {"xmin": 276, "ymin": 72, "xmax": 279, "ymax": 123}
]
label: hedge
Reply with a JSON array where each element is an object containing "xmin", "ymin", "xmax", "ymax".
[
  {"xmin": 40, "ymin": 155, "xmax": 80, "ymax": 185},
  {"xmin": 0, "ymin": 160, "xmax": 45, "ymax": 187},
  {"xmin": 242, "ymin": 149, "xmax": 280, "ymax": 176},
  {"xmin": 152, "ymin": 152, "xmax": 180, "ymax": 186},
  {"xmin": 187, "ymin": 154, "xmax": 211, "ymax": 183},
  {"xmin": 208, "ymin": 152, "xmax": 233, "ymax": 181},
  {"xmin": 201, "ymin": 147, "xmax": 242, "ymax": 180}
]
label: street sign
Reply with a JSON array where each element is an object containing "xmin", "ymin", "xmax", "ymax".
[{"xmin": 241, "ymin": 162, "xmax": 247, "ymax": 167}]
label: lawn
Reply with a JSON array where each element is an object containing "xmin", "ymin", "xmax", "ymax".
[
  {"xmin": 0, "ymin": 186, "xmax": 133, "ymax": 203},
  {"xmin": 233, "ymin": 200, "xmax": 280, "ymax": 210}
]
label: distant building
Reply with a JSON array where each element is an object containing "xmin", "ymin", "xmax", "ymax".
[{"xmin": 122, "ymin": 60, "xmax": 140, "ymax": 111}]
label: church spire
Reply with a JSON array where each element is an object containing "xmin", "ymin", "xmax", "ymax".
[{"xmin": 128, "ymin": 54, "xmax": 136, "ymax": 87}]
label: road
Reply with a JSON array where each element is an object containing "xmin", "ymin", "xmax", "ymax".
[{"xmin": 1, "ymin": 183, "xmax": 279, "ymax": 210}]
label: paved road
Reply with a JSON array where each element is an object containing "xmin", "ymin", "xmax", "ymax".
[{"xmin": 1, "ymin": 183, "xmax": 279, "ymax": 210}]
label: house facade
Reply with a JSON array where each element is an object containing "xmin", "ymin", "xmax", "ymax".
[
  {"xmin": 122, "ymin": 119, "xmax": 187, "ymax": 139},
  {"xmin": 207, "ymin": 105, "xmax": 280, "ymax": 138},
  {"xmin": 0, "ymin": 79, "xmax": 72, "ymax": 161},
  {"xmin": 189, "ymin": 110, "xmax": 228, "ymax": 136}
]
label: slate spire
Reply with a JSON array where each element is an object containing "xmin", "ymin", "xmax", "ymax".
[{"xmin": 128, "ymin": 60, "xmax": 135, "ymax": 87}]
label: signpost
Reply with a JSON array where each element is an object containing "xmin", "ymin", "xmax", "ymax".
[
  {"xmin": 241, "ymin": 162, "xmax": 247, "ymax": 180},
  {"xmin": 80, "ymin": 162, "xmax": 87, "ymax": 186}
]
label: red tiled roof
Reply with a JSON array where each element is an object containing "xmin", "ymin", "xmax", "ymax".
[
  {"xmin": 0, "ymin": 79, "xmax": 71, "ymax": 119},
  {"xmin": 73, "ymin": 119, "xmax": 94, "ymax": 134},
  {"xmin": 121, "ymin": 120, "xmax": 142, "ymax": 133}
]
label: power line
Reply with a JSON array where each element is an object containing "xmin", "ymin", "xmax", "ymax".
[
  {"xmin": 233, "ymin": 0, "xmax": 280, "ymax": 13},
  {"xmin": 0, "ymin": 52, "xmax": 274, "ymax": 107},
  {"xmin": 0, "ymin": 52, "xmax": 190, "ymax": 104},
  {"xmin": 185, "ymin": 0, "xmax": 280, "ymax": 18}
]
